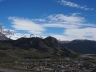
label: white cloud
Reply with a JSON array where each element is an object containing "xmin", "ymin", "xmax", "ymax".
[
  {"xmin": 8, "ymin": 14, "xmax": 96, "ymax": 40},
  {"xmin": 50, "ymin": 27, "xmax": 96, "ymax": 40},
  {"xmin": 64, "ymin": 28, "xmax": 96, "ymax": 40},
  {"xmin": 8, "ymin": 17, "xmax": 45, "ymax": 35},
  {"xmin": 43, "ymin": 14, "xmax": 96, "ymax": 40},
  {"xmin": 60, "ymin": 0, "xmax": 94, "ymax": 10},
  {"xmin": 43, "ymin": 14, "xmax": 93, "ymax": 29},
  {"xmin": 43, "ymin": 23, "xmax": 79, "ymax": 29},
  {"xmin": 48, "ymin": 14, "xmax": 85, "ymax": 23}
]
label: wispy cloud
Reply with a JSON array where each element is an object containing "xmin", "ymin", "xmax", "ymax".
[
  {"xmin": 60, "ymin": 0, "xmax": 94, "ymax": 10},
  {"xmin": 47, "ymin": 14, "xmax": 85, "ymax": 23},
  {"xmin": 8, "ymin": 13, "xmax": 96, "ymax": 40},
  {"xmin": 64, "ymin": 28, "xmax": 96, "ymax": 40},
  {"xmin": 8, "ymin": 17, "xmax": 45, "ymax": 35},
  {"xmin": 42, "ymin": 14, "xmax": 96, "ymax": 40},
  {"xmin": 43, "ymin": 14, "xmax": 93, "ymax": 29}
]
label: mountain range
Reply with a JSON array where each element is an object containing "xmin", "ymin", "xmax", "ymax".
[
  {"xmin": 0, "ymin": 33, "xmax": 77, "ymax": 61},
  {"xmin": 60, "ymin": 40, "xmax": 96, "ymax": 54},
  {"xmin": 0, "ymin": 33, "xmax": 95, "ymax": 62}
]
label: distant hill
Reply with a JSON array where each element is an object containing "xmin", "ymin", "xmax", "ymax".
[
  {"xmin": 61, "ymin": 40, "xmax": 96, "ymax": 54},
  {"xmin": 0, "ymin": 36, "xmax": 77, "ymax": 60}
]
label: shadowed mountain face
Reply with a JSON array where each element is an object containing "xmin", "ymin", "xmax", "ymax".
[
  {"xmin": 61, "ymin": 40, "xmax": 96, "ymax": 54},
  {"xmin": 0, "ymin": 32, "xmax": 9, "ymax": 40},
  {"xmin": 0, "ymin": 36, "xmax": 77, "ymax": 59},
  {"xmin": 11, "ymin": 37, "xmax": 61, "ymax": 50}
]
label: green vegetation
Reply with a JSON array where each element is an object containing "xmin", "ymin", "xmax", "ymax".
[{"xmin": 0, "ymin": 36, "xmax": 77, "ymax": 62}]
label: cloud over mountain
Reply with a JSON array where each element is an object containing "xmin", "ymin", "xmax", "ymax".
[{"xmin": 8, "ymin": 13, "xmax": 96, "ymax": 40}]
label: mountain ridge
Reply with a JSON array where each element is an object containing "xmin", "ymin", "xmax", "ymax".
[
  {"xmin": 0, "ymin": 36, "xmax": 77, "ymax": 59},
  {"xmin": 61, "ymin": 39, "xmax": 96, "ymax": 54}
]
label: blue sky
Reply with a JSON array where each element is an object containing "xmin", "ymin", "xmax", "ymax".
[{"xmin": 0, "ymin": 0, "xmax": 96, "ymax": 40}]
